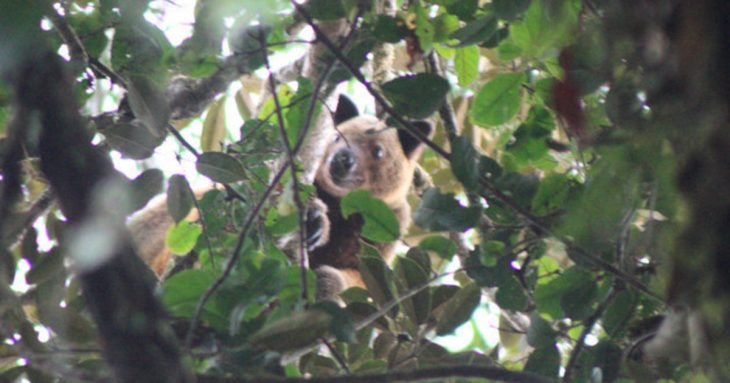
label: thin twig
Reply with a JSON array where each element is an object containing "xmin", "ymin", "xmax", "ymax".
[
  {"xmin": 167, "ymin": 124, "xmax": 200, "ymax": 158},
  {"xmin": 321, "ymin": 337, "xmax": 351, "ymax": 374},
  {"xmin": 562, "ymin": 286, "xmax": 621, "ymax": 382},
  {"xmin": 46, "ymin": 7, "xmax": 127, "ymax": 87},
  {"xmin": 260, "ymin": 31, "xmax": 311, "ymax": 304},
  {"xmin": 184, "ymin": 166, "xmax": 288, "ymax": 350}
]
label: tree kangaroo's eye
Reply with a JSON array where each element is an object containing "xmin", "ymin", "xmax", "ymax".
[
  {"xmin": 333, "ymin": 134, "xmax": 342, "ymax": 143},
  {"xmin": 372, "ymin": 145, "xmax": 384, "ymax": 159}
]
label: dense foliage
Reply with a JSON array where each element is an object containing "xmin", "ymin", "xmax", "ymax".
[{"xmin": 1, "ymin": 0, "xmax": 728, "ymax": 382}]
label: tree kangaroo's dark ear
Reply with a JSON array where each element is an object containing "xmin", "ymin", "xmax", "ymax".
[
  {"xmin": 334, "ymin": 95, "xmax": 359, "ymax": 125},
  {"xmin": 399, "ymin": 120, "xmax": 432, "ymax": 158}
]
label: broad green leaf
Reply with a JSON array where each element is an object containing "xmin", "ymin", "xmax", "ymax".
[
  {"xmin": 249, "ymin": 309, "xmax": 332, "ymax": 352},
  {"xmin": 450, "ymin": 15, "xmax": 497, "ymax": 47},
  {"xmin": 162, "ymin": 269, "xmax": 227, "ymax": 329},
  {"xmin": 470, "ymin": 72, "xmax": 525, "ymax": 127},
  {"xmin": 341, "ymin": 190, "xmax": 400, "ymax": 242},
  {"xmin": 526, "ymin": 312, "xmax": 556, "ymax": 348},
  {"xmin": 196, "ymin": 152, "xmax": 247, "ymax": 183},
  {"xmin": 524, "ymin": 344, "xmax": 561, "ymax": 378},
  {"xmin": 310, "ymin": 301, "xmax": 356, "ymax": 343},
  {"xmin": 493, "ymin": 0, "xmax": 532, "ymax": 20},
  {"xmin": 373, "ymin": 15, "xmax": 406, "ymax": 43},
  {"xmin": 167, "ymin": 174, "xmax": 193, "ymax": 223},
  {"xmin": 306, "ymin": 0, "xmax": 347, "ymax": 20},
  {"xmin": 166, "ymin": 220, "xmax": 201, "ymax": 255},
  {"xmin": 395, "ymin": 256, "xmax": 431, "ymax": 325},
  {"xmin": 419, "ymin": 236, "xmax": 458, "ymax": 260},
  {"xmin": 435, "ymin": 282, "xmax": 481, "ymax": 335},
  {"xmin": 200, "ymin": 97, "xmax": 227, "ymax": 152},
  {"xmin": 532, "ymin": 173, "xmax": 576, "ymax": 216},
  {"xmin": 127, "ymin": 75, "xmax": 170, "ymax": 135},
  {"xmin": 480, "ymin": 240, "xmax": 505, "ymax": 267},
  {"xmin": 129, "ymin": 168, "xmax": 163, "ymax": 212},
  {"xmin": 454, "ymin": 46, "xmax": 479, "ymax": 87},
  {"xmin": 508, "ymin": 0, "xmax": 580, "ymax": 59},
  {"xmin": 534, "ymin": 267, "xmax": 593, "ymax": 319},
  {"xmin": 561, "ymin": 276, "xmax": 598, "ymax": 320},
  {"xmin": 359, "ymin": 256, "xmax": 396, "ymax": 316},
  {"xmin": 25, "ymin": 249, "xmax": 64, "ymax": 285},
  {"xmin": 102, "ymin": 121, "xmax": 164, "ymax": 159},
  {"xmin": 405, "ymin": 247, "xmax": 431, "ymax": 273},
  {"xmin": 413, "ymin": 2, "xmax": 434, "ymax": 52},
  {"xmin": 381, "ymin": 73, "xmax": 450, "ymax": 119},
  {"xmin": 285, "ymin": 78, "xmax": 319, "ymax": 147},
  {"xmin": 443, "ymin": 0, "xmax": 478, "ymax": 20},
  {"xmin": 265, "ymin": 209, "xmax": 299, "ymax": 236},
  {"xmin": 495, "ymin": 274, "xmax": 528, "ymax": 311},
  {"xmin": 450, "ymin": 136, "xmax": 480, "ymax": 190},
  {"xmin": 602, "ymin": 290, "xmax": 637, "ymax": 338},
  {"xmin": 413, "ymin": 188, "xmax": 481, "ymax": 232}
]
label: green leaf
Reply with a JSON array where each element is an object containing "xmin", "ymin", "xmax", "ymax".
[
  {"xmin": 285, "ymin": 78, "xmax": 319, "ymax": 147},
  {"xmin": 167, "ymin": 174, "xmax": 194, "ymax": 223},
  {"xmin": 413, "ymin": 2, "xmax": 434, "ymax": 52},
  {"xmin": 395, "ymin": 256, "xmax": 431, "ymax": 325},
  {"xmin": 373, "ymin": 15, "xmax": 406, "ymax": 43},
  {"xmin": 495, "ymin": 275, "xmax": 527, "ymax": 311},
  {"xmin": 127, "ymin": 75, "xmax": 170, "ymax": 135},
  {"xmin": 602, "ymin": 290, "xmax": 637, "ymax": 338},
  {"xmin": 480, "ymin": 240, "xmax": 504, "ymax": 266},
  {"xmin": 493, "ymin": 0, "xmax": 532, "ymax": 20},
  {"xmin": 102, "ymin": 121, "xmax": 164, "ymax": 159},
  {"xmin": 25, "ymin": 249, "xmax": 64, "ymax": 285},
  {"xmin": 526, "ymin": 312, "xmax": 556, "ymax": 348},
  {"xmin": 381, "ymin": 73, "xmax": 450, "ymax": 119},
  {"xmin": 413, "ymin": 188, "xmax": 481, "ymax": 232},
  {"xmin": 310, "ymin": 301, "xmax": 356, "ymax": 343},
  {"xmin": 435, "ymin": 282, "xmax": 481, "ymax": 335},
  {"xmin": 419, "ymin": 236, "xmax": 458, "ymax": 260},
  {"xmin": 265, "ymin": 209, "xmax": 299, "ymax": 236},
  {"xmin": 359, "ymin": 256, "xmax": 397, "ymax": 316},
  {"xmin": 561, "ymin": 276, "xmax": 598, "ymax": 320},
  {"xmin": 201, "ymin": 97, "xmax": 227, "ymax": 152},
  {"xmin": 129, "ymin": 168, "xmax": 163, "ymax": 212},
  {"xmin": 443, "ymin": 0, "xmax": 478, "ymax": 20},
  {"xmin": 166, "ymin": 220, "xmax": 202, "ymax": 255},
  {"xmin": 450, "ymin": 15, "xmax": 497, "ymax": 47},
  {"xmin": 196, "ymin": 152, "xmax": 247, "ymax": 183},
  {"xmin": 470, "ymin": 72, "xmax": 525, "ymax": 127},
  {"xmin": 508, "ymin": 0, "xmax": 580, "ymax": 59},
  {"xmin": 341, "ymin": 190, "xmax": 400, "ymax": 243},
  {"xmin": 250, "ymin": 309, "xmax": 332, "ymax": 352},
  {"xmin": 532, "ymin": 173, "xmax": 576, "ymax": 216},
  {"xmin": 162, "ymin": 269, "xmax": 227, "ymax": 329},
  {"xmin": 524, "ymin": 344, "xmax": 561, "ymax": 378},
  {"xmin": 406, "ymin": 247, "xmax": 431, "ymax": 273},
  {"xmin": 454, "ymin": 46, "xmax": 479, "ymax": 87},
  {"xmin": 534, "ymin": 267, "xmax": 593, "ymax": 319},
  {"xmin": 306, "ymin": 0, "xmax": 347, "ymax": 20},
  {"xmin": 450, "ymin": 136, "xmax": 480, "ymax": 190}
]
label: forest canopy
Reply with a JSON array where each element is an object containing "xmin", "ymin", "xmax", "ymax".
[{"xmin": 1, "ymin": 0, "xmax": 730, "ymax": 382}]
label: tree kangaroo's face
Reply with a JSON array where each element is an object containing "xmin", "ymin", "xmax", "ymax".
[{"xmin": 316, "ymin": 116, "xmax": 413, "ymax": 205}]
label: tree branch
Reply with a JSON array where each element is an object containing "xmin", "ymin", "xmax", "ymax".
[
  {"xmin": 197, "ymin": 365, "xmax": 557, "ymax": 383},
  {"xmin": 562, "ymin": 286, "xmax": 621, "ymax": 382},
  {"xmin": 11, "ymin": 49, "xmax": 191, "ymax": 382}
]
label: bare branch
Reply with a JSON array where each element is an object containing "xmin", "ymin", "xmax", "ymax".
[{"xmin": 197, "ymin": 365, "xmax": 558, "ymax": 383}]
